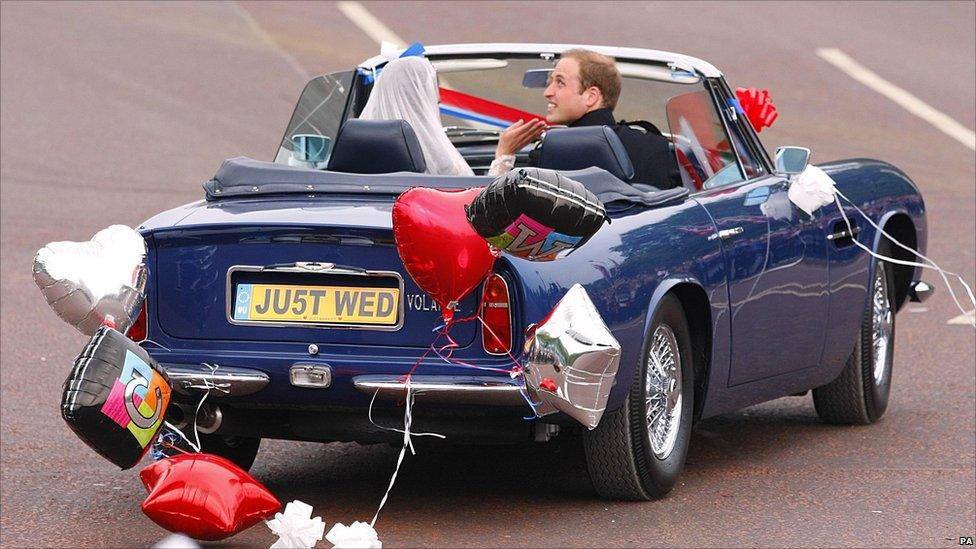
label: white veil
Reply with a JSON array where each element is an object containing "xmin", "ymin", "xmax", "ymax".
[{"xmin": 359, "ymin": 57, "xmax": 474, "ymax": 177}]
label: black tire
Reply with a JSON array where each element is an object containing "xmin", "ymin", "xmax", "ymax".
[
  {"xmin": 813, "ymin": 241, "xmax": 896, "ymax": 424},
  {"xmin": 582, "ymin": 294, "xmax": 695, "ymax": 500},
  {"xmin": 158, "ymin": 430, "xmax": 262, "ymax": 471},
  {"xmin": 197, "ymin": 433, "xmax": 262, "ymax": 471}
]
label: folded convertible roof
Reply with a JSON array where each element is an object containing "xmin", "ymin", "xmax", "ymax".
[{"xmin": 204, "ymin": 157, "xmax": 688, "ymax": 208}]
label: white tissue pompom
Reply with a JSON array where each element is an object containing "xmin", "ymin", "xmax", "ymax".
[
  {"xmin": 788, "ymin": 164, "xmax": 837, "ymax": 216},
  {"xmin": 266, "ymin": 500, "xmax": 326, "ymax": 549},
  {"xmin": 326, "ymin": 521, "xmax": 382, "ymax": 549},
  {"xmin": 152, "ymin": 534, "xmax": 200, "ymax": 548}
]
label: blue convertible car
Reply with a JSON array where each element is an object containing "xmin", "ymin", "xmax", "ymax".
[{"xmin": 136, "ymin": 44, "xmax": 930, "ymax": 500}]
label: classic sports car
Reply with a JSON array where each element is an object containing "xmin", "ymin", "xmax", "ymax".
[{"xmin": 135, "ymin": 44, "xmax": 930, "ymax": 500}]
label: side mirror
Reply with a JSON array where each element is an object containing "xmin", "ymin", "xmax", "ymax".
[
  {"xmin": 522, "ymin": 69, "xmax": 552, "ymax": 88},
  {"xmin": 291, "ymin": 134, "xmax": 332, "ymax": 164},
  {"xmin": 775, "ymin": 146, "xmax": 811, "ymax": 175}
]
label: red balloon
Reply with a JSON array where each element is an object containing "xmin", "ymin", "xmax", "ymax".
[
  {"xmin": 140, "ymin": 453, "xmax": 280, "ymax": 541},
  {"xmin": 393, "ymin": 187, "xmax": 496, "ymax": 323}
]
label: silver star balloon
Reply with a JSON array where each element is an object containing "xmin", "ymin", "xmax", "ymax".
[
  {"xmin": 522, "ymin": 284, "xmax": 621, "ymax": 429},
  {"xmin": 33, "ymin": 225, "xmax": 147, "ymax": 336}
]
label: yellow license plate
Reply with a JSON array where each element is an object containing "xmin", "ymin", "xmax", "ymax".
[{"xmin": 232, "ymin": 283, "xmax": 400, "ymax": 325}]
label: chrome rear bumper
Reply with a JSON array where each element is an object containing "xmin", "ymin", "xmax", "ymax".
[
  {"xmin": 157, "ymin": 364, "xmax": 524, "ymax": 406},
  {"xmin": 352, "ymin": 375, "xmax": 525, "ymax": 405},
  {"xmin": 160, "ymin": 363, "xmax": 270, "ymax": 397}
]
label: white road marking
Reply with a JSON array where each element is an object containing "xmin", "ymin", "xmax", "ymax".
[
  {"xmin": 337, "ymin": 1, "xmax": 406, "ymax": 47},
  {"xmin": 335, "ymin": 1, "xmax": 463, "ymax": 94},
  {"xmin": 947, "ymin": 309, "xmax": 976, "ymax": 326},
  {"xmin": 228, "ymin": 0, "xmax": 311, "ymax": 81},
  {"xmin": 816, "ymin": 48, "xmax": 976, "ymax": 151}
]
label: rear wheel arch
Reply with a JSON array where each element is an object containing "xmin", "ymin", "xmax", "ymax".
[
  {"xmin": 668, "ymin": 283, "xmax": 712, "ymax": 422},
  {"xmin": 875, "ymin": 212, "xmax": 917, "ymax": 311}
]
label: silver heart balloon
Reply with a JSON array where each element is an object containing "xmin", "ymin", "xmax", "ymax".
[
  {"xmin": 522, "ymin": 284, "xmax": 621, "ymax": 429},
  {"xmin": 33, "ymin": 225, "xmax": 147, "ymax": 336}
]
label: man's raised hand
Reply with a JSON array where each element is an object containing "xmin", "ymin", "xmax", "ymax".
[{"xmin": 496, "ymin": 119, "xmax": 547, "ymax": 156}]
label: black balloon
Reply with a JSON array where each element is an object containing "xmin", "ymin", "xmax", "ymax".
[
  {"xmin": 61, "ymin": 326, "xmax": 172, "ymax": 469},
  {"xmin": 466, "ymin": 168, "xmax": 608, "ymax": 261}
]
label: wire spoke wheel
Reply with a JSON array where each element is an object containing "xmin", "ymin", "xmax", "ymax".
[
  {"xmin": 583, "ymin": 294, "xmax": 693, "ymax": 500},
  {"xmin": 813, "ymin": 242, "xmax": 897, "ymax": 426},
  {"xmin": 871, "ymin": 264, "xmax": 893, "ymax": 385},
  {"xmin": 645, "ymin": 324, "xmax": 682, "ymax": 459}
]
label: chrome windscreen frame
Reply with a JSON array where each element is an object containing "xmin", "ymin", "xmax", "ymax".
[{"xmin": 224, "ymin": 263, "xmax": 405, "ymax": 331}]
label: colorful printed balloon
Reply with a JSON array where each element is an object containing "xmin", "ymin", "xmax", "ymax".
[
  {"xmin": 141, "ymin": 453, "xmax": 281, "ymax": 541},
  {"xmin": 466, "ymin": 168, "xmax": 608, "ymax": 261},
  {"xmin": 393, "ymin": 186, "xmax": 496, "ymax": 323},
  {"xmin": 61, "ymin": 326, "xmax": 171, "ymax": 469}
]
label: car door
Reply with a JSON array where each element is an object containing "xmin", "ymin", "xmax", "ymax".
[{"xmin": 668, "ymin": 83, "xmax": 829, "ymax": 386}]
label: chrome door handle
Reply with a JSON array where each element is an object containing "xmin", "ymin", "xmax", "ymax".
[
  {"xmin": 717, "ymin": 227, "xmax": 744, "ymax": 240},
  {"xmin": 827, "ymin": 226, "xmax": 860, "ymax": 241}
]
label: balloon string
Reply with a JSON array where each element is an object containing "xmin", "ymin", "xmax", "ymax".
[
  {"xmin": 831, "ymin": 189, "xmax": 975, "ymax": 328},
  {"xmin": 161, "ymin": 421, "xmax": 200, "ymax": 453},
  {"xmin": 151, "ymin": 431, "xmax": 188, "ymax": 459},
  {"xmin": 366, "ymin": 387, "xmax": 446, "ymax": 451},
  {"xmin": 371, "ymin": 379, "xmax": 414, "ymax": 529},
  {"xmin": 469, "ymin": 314, "xmax": 543, "ymax": 418},
  {"xmin": 429, "ymin": 290, "xmax": 543, "ymax": 416},
  {"xmin": 372, "ymin": 267, "xmax": 545, "ymax": 528}
]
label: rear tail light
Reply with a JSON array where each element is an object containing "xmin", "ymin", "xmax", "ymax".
[
  {"xmin": 126, "ymin": 303, "xmax": 147, "ymax": 342},
  {"xmin": 481, "ymin": 273, "xmax": 512, "ymax": 355}
]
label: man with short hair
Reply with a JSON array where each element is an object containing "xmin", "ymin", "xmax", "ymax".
[{"xmin": 495, "ymin": 49, "xmax": 678, "ymax": 189}]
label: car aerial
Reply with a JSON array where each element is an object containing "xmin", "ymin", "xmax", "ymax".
[{"xmin": 134, "ymin": 43, "xmax": 931, "ymax": 501}]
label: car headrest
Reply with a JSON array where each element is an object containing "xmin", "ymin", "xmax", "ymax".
[
  {"xmin": 327, "ymin": 119, "xmax": 427, "ymax": 174},
  {"xmin": 537, "ymin": 126, "xmax": 635, "ymax": 181}
]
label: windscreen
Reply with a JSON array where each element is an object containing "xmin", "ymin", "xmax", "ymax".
[
  {"xmin": 665, "ymin": 89, "xmax": 744, "ymax": 190},
  {"xmin": 273, "ymin": 71, "xmax": 354, "ymax": 167},
  {"xmin": 271, "ymin": 55, "xmax": 720, "ymax": 184},
  {"xmin": 428, "ymin": 56, "xmax": 701, "ymax": 143}
]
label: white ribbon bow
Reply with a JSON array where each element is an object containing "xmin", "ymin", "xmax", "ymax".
[
  {"xmin": 267, "ymin": 500, "xmax": 326, "ymax": 549},
  {"xmin": 788, "ymin": 164, "xmax": 837, "ymax": 216},
  {"xmin": 325, "ymin": 521, "xmax": 383, "ymax": 549}
]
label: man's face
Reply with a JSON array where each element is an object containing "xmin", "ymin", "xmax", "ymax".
[{"xmin": 544, "ymin": 57, "xmax": 597, "ymax": 124}]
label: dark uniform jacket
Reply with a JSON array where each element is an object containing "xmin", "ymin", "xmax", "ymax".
[{"xmin": 531, "ymin": 108, "xmax": 681, "ymax": 190}]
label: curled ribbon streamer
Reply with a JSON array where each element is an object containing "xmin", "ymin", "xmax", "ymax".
[{"xmin": 425, "ymin": 294, "xmax": 542, "ymax": 414}]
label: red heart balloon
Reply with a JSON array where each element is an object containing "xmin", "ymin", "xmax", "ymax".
[
  {"xmin": 140, "ymin": 453, "xmax": 280, "ymax": 541},
  {"xmin": 393, "ymin": 187, "xmax": 495, "ymax": 323}
]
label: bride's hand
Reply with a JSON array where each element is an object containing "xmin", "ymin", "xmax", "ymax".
[{"xmin": 496, "ymin": 119, "xmax": 546, "ymax": 156}]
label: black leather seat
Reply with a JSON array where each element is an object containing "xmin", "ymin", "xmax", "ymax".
[
  {"xmin": 326, "ymin": 119, "xmax": 427, "ymax": 174},
  {"xmin": 537, "ymin": 126, "xmax": 635, "ymax": 181}
]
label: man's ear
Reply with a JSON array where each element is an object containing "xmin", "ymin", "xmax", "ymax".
[{"xmin": 583, "ymin": 86, "xmax": 604, "ymax": 110}]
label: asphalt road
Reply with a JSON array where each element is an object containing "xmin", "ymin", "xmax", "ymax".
[{"xmin": 1, "ymin": 2, "xmax": 974, "ymax": 547}]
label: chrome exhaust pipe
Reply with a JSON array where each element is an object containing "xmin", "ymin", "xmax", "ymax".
[
  {"xmin": 195, "ymin": 403, "xmax": 222, "ymax": 435},
  {"xmin": 165, "ymin": 403, "xmax": 195, "ymax": 431}
]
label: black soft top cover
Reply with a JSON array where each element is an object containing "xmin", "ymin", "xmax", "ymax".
[{"xmin": 203, "ymin": 157, "xmax": 687, "ymax": 208}]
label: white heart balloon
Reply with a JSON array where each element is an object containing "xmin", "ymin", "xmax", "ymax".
[{"xmin": 33, "ymin": 225, "xmax": 147, "ymax": 336}]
